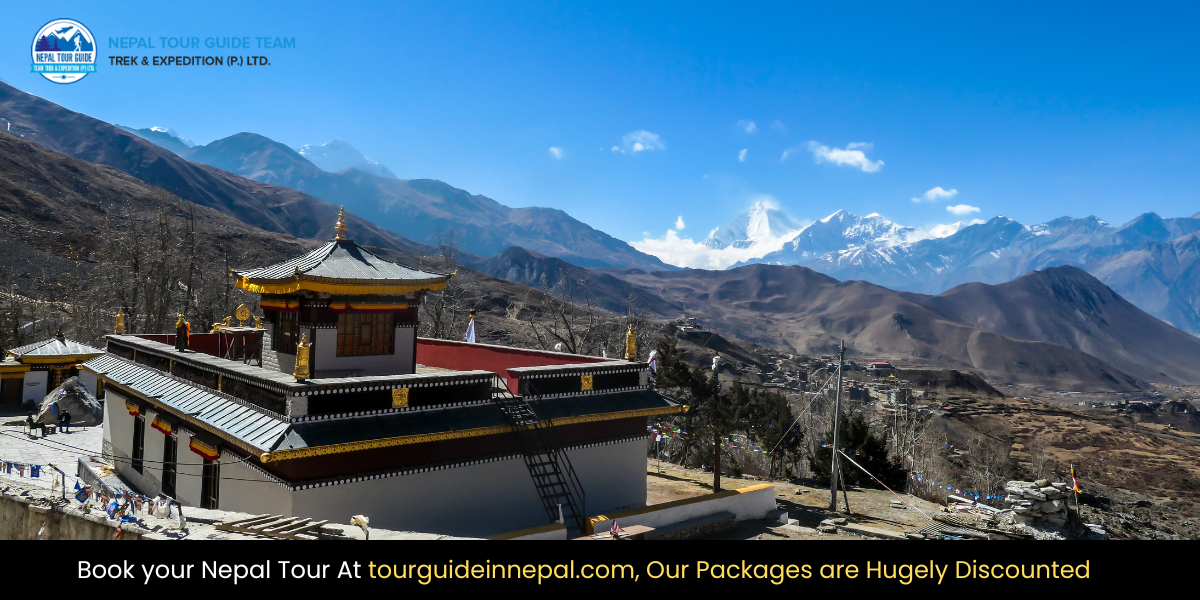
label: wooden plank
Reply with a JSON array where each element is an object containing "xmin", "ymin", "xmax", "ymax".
[
  {"xmin": 245, "ymin": 518, "xmax": 292, "ymax": 531},
  {"xmin": 217, "ymin": 514, "xmax": 272, "ymax": 528},
  {"xmin": 276, "ymin": 519, "xmax": 325, "ymax": 535},
  {"xmin": 290, "ymin": 519, "xmax": 330, "ymax": 535},
  {"xmin": 263, "ymin": 518, "xmax": 310, "ymax": 533}
]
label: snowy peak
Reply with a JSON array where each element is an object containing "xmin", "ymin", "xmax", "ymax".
[
  {"xmin": 789, "ymin": 210, "xmax": 927, "ymax": 255},
  {"xmin": 703, "ymin": 201, "xmax": 805, "ymax": 250},
  {"xmin": 298, "ymin": 138, "xmax": 396, "ymax": 179},
  {"xmin": 148, "ymin": 126, "xmax": 195, "ymax": 147}
]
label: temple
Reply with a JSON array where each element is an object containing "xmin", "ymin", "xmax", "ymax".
[
  {"xmin": 2, "ymin": 333, "xmax": 103, "ymax": 405},
  {"xmin": 82, "ymin": 208, "xmax": 683, "ymax": 537}
]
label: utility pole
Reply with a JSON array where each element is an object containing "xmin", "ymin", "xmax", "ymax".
[{"xmin": 828, "ymin": 340, "xmax": 845, "ymax": 512}]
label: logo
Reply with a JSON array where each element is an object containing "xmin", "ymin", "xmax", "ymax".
[{"xmin": 31, "ymin": 19, "xmax": 96, "ymax": 84}]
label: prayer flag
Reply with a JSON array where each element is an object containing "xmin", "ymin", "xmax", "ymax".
[
  {"xmin": 1070, "ymin": 464, "xmax": 1082, "ymax": 493},
  {"xmin": 463, "ymin": 316, "xmax": 476, "ymax": 343}
]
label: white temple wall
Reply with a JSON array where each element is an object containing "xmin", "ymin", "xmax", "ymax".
[
  {"xmin": 218, "ymin": 459, "xmax": 293, "ymax": 516},
  {"xmin": 312, "ymin": 326, "xmax": 415, "ymax": 377},
  {"xmin": 104, "ymin": 390, "xmax": 135, "ymax": 479},
  {"xmin": 22, "ymin": 371, "xmax": 47, "ymax": 404},
  {"xmin": 565, "ymin": 438, "xmax": 648, "ymax": 514},
  {"xmin": 291, "ymin": 456, "xmax": 545, "ymax": 537},
  {"xmin": 281, "ymin": 438, "xmax": 646, "ymax": 537},
  {"xmin": 78, "ymin": 370, "xmax": 98, "ymax": 398},
  {"xmin": 175, "ymin": 441, "xmax": 204, "ymax": 507},
  {"xmin": 139, "ymin": 410, "xmax": 166, "ymax": 496}
]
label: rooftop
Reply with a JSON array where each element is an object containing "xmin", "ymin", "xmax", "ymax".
[
  {"xmin": 7, "ymin": 336, "xmax": 104, "ymax": 361},
  {"xmin": 232, "ymin": 239, "xmax": 450, "ymax": 295}
]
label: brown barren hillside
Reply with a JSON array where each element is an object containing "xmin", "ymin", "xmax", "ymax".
[
  {"xmin": 612, "ymin": 264, "xmax": 1150, "ymax": 391},
  {"xmin": 915, "ymin": 266, "xmax": 1200, "ymax": 384},
  {"xmin": 0, "ymin": 81, "xmax": 425, "ymax": 255}
]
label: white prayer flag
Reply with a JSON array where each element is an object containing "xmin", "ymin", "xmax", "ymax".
[{"xmin": 464, "ymin": 318, "xmax": 476, "ymax": 343}]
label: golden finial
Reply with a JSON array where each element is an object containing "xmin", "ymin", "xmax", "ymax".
[
  {"xmin": 114, "ymin": 310, "xmax": 126, "ymax": 334},
  {"xmin": 624, "ymin": 323, "xmax": 636, "ymax": 360},
  {"xmin": 334, "ymin": 206, "xmax": 348, "ymax": 240},
  {"xmin": 293, "ymin": 333, "xmax": 311, "ymax": 382},
  {"xmin": 175, "ymin": 314, "xmax": 185, "ymax": 329}
]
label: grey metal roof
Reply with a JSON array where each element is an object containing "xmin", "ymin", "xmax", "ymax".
[
  {"xmin": 234, "ymin": 240, "xmax": 448, "ymax": 284},
  {"xmin": 9, "ymin": 337, "xmax": 104, "ymax": 359},
  {"xmin": 82, "ymin": 351, "xmax": 679, "ymax": 457},
  {"xmin": 82, "ymin": 354, "xmax": 291, "ymax": 452}
]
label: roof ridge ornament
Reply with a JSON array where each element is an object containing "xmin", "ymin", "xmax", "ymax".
[{"xmin": 334, "ymin": 205, "xmax": 348, "ymax": 240}]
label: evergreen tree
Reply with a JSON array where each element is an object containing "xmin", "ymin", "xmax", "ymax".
[{"xmin": 809, "ymin": 411, "xmax": 906, "ymax": 489}]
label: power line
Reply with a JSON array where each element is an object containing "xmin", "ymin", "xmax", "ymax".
[{"xmin": 0, "ymin": 431, "xmax": 277, "ymax": 484}]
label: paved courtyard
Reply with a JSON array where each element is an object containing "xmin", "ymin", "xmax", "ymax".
[{"xmin": 0, "ymin": 423, "xmax": 104, "ymax": 491}]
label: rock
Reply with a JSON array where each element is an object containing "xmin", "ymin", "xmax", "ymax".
[
  {"xmin": 1034, "ymin": 479, "xmax": 1051, "ymax": 487},
  {"xmin": 819, "ymin": 519, "xmax": 835, "ymax": 527},
  {"xmin": 831, "ymin": 518, "xmax": 848, "ymax": 525},
  {"xmin": 1040, "ymin": 501, "xmax": 1061, "ymax": 513},
  {"xmin": 1005, "ymin": 481, "xmax": 1034, "ymax": 494},
  {"xmin": 1044, "ymin": 516, "xmax": 1066, "ymax": 526},
  {"xmin": 35, "ymin": 377, "xmax": 103, "ymax": 426},
  {"xmin": 1015, "ymin": 514, "xmax": 1035, "ymax": 525},
  {"xmin": 1012, "ymin": 506, "xmax": 1030, "ymax": 514},
  {"xmin": 1022, "ymin": 490, "xmax": 1048, "ymax": 501},
  {"xmin": 1051, "ymin": 482, "xmax": 1069, "ymax": 490},
  {"xmin": 817, "ymin": 525, "xmax": 837, "ymax": 534}
]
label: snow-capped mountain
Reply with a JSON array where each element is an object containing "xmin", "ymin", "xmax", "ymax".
[
  {"xmin": 733, "ymin": 209, "xmax": 929, "ymax": 268},
  {"xmin": 297, "ymin": 138, "xmax": 396, "ymax": 179},
  {"xmin": 148, "ymin": 126, "xmax": 195, "ymax": 147},
  {"xmin": 703, "ymin": 201, "xmax": 805, "ymax": 249},
  {"xmin": 116, "ymin": 125, "xmax": 195, "ymax": 156}
]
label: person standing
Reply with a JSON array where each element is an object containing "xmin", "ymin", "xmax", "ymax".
[{"xmin": 59, "ymin": 410, "xmax": 71, "ymax": 434}]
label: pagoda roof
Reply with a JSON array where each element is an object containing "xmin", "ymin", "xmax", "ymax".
[
  {"xmin": 8, "ymin": 336, "xmax": 104, "ymax": 362},
  {"xmin": 233, "ymin": 239, "xmax": 450, "ymax": 296}
]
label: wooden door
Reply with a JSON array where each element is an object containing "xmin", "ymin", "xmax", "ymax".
[{"xmin": 0, "ymin": 378, "xmax": 21, "ymax": 404}]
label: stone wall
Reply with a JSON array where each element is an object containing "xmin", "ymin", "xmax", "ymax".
[{"xmin": 1003, "ymin": 479, "xmax": 1072, "ymax": 526}]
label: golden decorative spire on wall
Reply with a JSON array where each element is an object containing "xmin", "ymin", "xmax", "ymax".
[
  {"xmin": 114, "ymin": 310, "xmax": 126, "ymax": 334},
  {"xmin": 294, "ymin": 333, "xmax": 312, "ymax": 382},
  {"xmin": 624, "ymin": 324, "xmax": 636, "ymax": 360}
]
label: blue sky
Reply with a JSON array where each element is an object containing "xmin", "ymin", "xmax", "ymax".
[{"xmin": 4, "ymin": 2, "xmax": 1200, "ymax": 266}]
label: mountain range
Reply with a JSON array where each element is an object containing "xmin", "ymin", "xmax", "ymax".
[
  {"xmin": 711, "ymin": 206, "xmax": 1200, "ymax": 335},
  {"xmin": 5, "ymin": 79, "xmax": 1200, "ymax": 393},
  {"xmin": 296, "ymin": 138, "xmax": 396, "ymax": 179},
  {"xmin": 112, "ymin": 127, "xmax": 672, "ymax": 272}
]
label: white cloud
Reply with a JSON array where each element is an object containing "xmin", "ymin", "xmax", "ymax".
[
  {"xmin": 548, "ymin": 147, "xmax": 563, "ymax": 160},
  {"xmin": 770, "ymin": 120, "xmax": 786, "ymax": 133},
  {"xmin": 783, "ymin": 141, "xmax": 884, "ymax": 173},
  {"xmin": 631, "ymin": 211, "xmax": 809, "ymax": 270},
  {"xmin": 675, "ymin": 215, "xmax": 686, "ymax": 230},
  {"xmin": 737, "ymin": 120, "xmax": 757, "ymax": 133},
  {"xmin": 927, "ymin": 219, "xmax": 986, "ymax": 238},
  {"xmin": 738, "ymin": 148, "xmax": 747, "ymax": 162},
  {"xmin": 614, "ymin": 130, "xmax": 665, "ymax": 154},
  {"xmin": 911, "ymin": 186, "xmax": 958, "ymax": 203},
  {"xmin": 946, "ymin": 204, "xmax": 981, "ymax": 216}
]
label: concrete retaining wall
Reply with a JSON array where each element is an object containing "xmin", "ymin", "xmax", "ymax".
[{"xmin": 587, "ymin": 483, "xmax": 776, "ymax": 535}]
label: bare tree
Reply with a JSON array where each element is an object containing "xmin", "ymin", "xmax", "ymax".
[{"xmin": 962, "ymin": 428, "xmax": 1011, "ymax": 498}]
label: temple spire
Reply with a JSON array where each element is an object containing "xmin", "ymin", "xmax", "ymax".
[{"xmin": 334, "ymin": 206, "xmax": 348, "ymax": 240}]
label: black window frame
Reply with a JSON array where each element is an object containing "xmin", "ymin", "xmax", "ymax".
[
  {"xmin": 131, "ymin": 415, "xmax": 145, "ymax": 473},
  {"xmin": 273, "ymin": 311, "xmax": 300, "ymax": 354},
  {"xmin": 162, "ymin": 434, "xmax": 177, "ymax": 497},
  {"xmin": 201, "ymin": 460, "xmax": 220, "ymax": 509}
]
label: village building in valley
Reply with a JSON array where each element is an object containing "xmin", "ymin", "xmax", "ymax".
[{"xmin": 79, "ymin": 209, "xmax": 683, "ymax": 537}]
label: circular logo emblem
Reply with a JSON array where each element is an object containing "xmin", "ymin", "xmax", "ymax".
[{"xmin": 31, "ymin": 19, "xmax": 96, "ymax": 84}]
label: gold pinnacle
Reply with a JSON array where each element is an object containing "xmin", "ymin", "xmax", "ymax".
[{"xmin": 334, "ymin": 206, "xmax": 348, "ymax": 240}]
